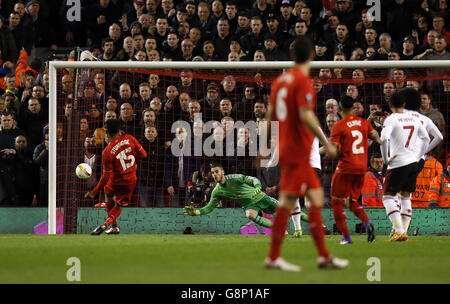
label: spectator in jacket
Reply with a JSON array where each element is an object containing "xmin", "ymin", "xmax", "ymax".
[
  {"xmin": 361, "ymin": 154, "xmax": 384, "ymax": 207},
  {"xmin": 86, "ymin": 0, "xmax": 120, "ymax": 47},
  {"xmin": 368, "ymin": 33, "xmax": 393, "ymax": 61},
  {"xmin": 429, "ymin": 157, "xmax": 450, "ymax": 207},
  {"xmin": 412, "ymin": 156, "xmax": 443, "ymax": 208},
  {"xmin": 419, "ymin": 92, "xmax": 446, "ymax": 138},
  {"xmin": 262, "ymin": 33, "xmax": 289, "ymax": 61},
  {"xmin": 328, "ymin": 23, "xmax": 357, "ymax": 59},
  {"xmin": 240, "ymin": 15, "xmax": 265, "ymax": 60},
  {"xmin": 33, "ymin": 127, "xmax": 48, "ymax": 206},
  {"xmin": 1, "ymin": 13, "xmax": 19, "ymax": 62},
  {"xmin": 18, "ymin": 97, "xmax": 45, "ymax": 152},
  {"xmin": 331, "ymin": 0, "xmax": 360, "ymax": 36},
  {"xmin": 22, "ymin": 0, "xmax": 57, "ymax": 50},
  {"xmin": 114, "ymin": 36, "xmax": 136, "ymax": 61},
  {"xmin": 138, "ymin": 125, "xmax": 165, "ymax": 207},
  {"xmin": 211, "ymin": 17, "xmax": 232, "ymax": 60},
  {"xmin": 13, "ymin": 135, "xmax": 37, "ymax": 206},
  {"xmin": 194, "ymin": 1, "xmax": 215, "ymax": 39},
  {"xmin": 164, "ymin": 127, "xmax": 201, "ymax": 207}
]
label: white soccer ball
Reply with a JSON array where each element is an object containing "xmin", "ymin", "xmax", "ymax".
[{"xmin": 76, "ymin": 163, "xmax": 92, "ymax": 179}]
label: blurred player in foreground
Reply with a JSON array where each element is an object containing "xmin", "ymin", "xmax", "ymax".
[
  {"xmin": 264, "ymin": 36, "xmax": 348, "ymax": 271},
  {"xmin": 327, "ymin": 95, "xmax": 381, "ymax": 244},
  {"xmin": 86, "ymin": 119, "xmax": 147, "ymax": 235},
  {"xmin": 380, "ymin": 91, "xmax": 431, "ymax": 242},
  {"xmin": 184, "ymin": 163, "xmax": 308, "ymax": 234}
]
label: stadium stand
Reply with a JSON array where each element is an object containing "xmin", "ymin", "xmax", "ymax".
[{"xmin": 0, "ymin": 0, "xmax": 448, "ymax": 219}]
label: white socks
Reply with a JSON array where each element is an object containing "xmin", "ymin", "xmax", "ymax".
[
  {"xmin": 383, "ymin": 195, "xmax": 405, "ymax": 234},
  {"xmin": 291, "ymin": 199, "xmax": 302, "ymax": 231},
  {"xmin": 400, "ymin": 196, "xmax": 412, "ymax": 233}
]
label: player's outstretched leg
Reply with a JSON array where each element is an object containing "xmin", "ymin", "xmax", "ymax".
[
  {"xmin": 348, "ymin": 200, "xmax": 375, "ymax": 243},
  {"xmin": 382, "ymin": 195, "xmax": 406, "ymax": 241},
  {"xmin": 91, "ymin": 224, "xmax": 106, "ymax": 235},
  {"xmin": 265, "ymin": 194, "xmax": 300, "ymax": 271},
  {"xmin": 92, "ymin": 205, "xmax": 123, "ymax": 236},
  {"xmin": 105, "ymin": 224, "xmax": 120, "ymax": 235},
  {"xmin": 291, "ymin": 199, "xmax": 303, "ymax": 237},
  {"xmin": 104, "ymin": 202, "xmax": 120, "ymax": 234},
  {"xmin": 307, "ymin": 189, "xmax": 349, "ymax": 269},
  {"xmin": 317, "ymin": 256, "xmax": 350, "ymax": 269},
  {"xmin": 399, "ymin": 193, "xmax": 412, "ymax": 241},
  {"xmin": 246, "ymin": 209, "xmax": 273, "ymax": 228},
  {"xmin": 331, "ymin": 199, "xmax": 352, "ymax": 244},
  {"xmin": 104, "ymin": 205, "xmax": 123, "ymax": 227},
  {"xmin": 264, "ymin": 257, "xmax": 301, "ymax": 272}
]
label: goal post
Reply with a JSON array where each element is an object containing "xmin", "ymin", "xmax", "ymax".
[{"xmin": 48, "ymin": 60, "xmax": 450, "ymax": 234}]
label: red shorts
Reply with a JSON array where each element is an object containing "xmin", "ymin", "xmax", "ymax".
[
  {"xmin": 104, "ymin": 181, "xmax": 136, "ymax": 206},
  {"xmin": 280, "ymin": 162, "xmax": 322, "ymax": 197},
  {"xmin": 331, "ymin": 169, "xmax": 364, "ymax": 201}
]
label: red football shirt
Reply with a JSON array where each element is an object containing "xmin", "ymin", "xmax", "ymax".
[
  {"xmin": 330, "ymin": 114, "xmax": 374, "ymax": 174},
  {"xmin": 270, "ymin": 67, "xmax": 316, "ymax": 165},
  {"xmin": 101, "ymin": 133, "xmax": 147, "ymax": 186}
]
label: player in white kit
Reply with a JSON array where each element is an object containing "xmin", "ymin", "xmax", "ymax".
[
  {"xmin": 294, "ymin": 130, "xmax": 328, "ymax": 237},
  {"xmin": 380, "ymin": 90, "xmax": 432, "ymax": 242},
  {"xmin": 398, "ymin": 88, "xmax": 444, "ymax": 234},
  {"xmin": 265, "ymin": 141, "xmax": 307, "ymax": 238},
  {"xmin": 267, "ymin": 130, "xmax": 325, "ymax": 238},
  {"xmin": 402, "ymin": 88, "xmax": 443, "ymax": 169}
]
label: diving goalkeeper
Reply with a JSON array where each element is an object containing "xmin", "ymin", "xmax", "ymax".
[{"xmin": 184, "ymin": 163, "xmax": 307, "ymax": 236}]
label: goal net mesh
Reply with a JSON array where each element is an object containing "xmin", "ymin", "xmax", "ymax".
[{"xmin": 55, "ymin": 65, "xmax": 449, "ymax": 233}]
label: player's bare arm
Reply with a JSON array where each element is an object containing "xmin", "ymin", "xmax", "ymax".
[
  {"xmin": 319, "ymin": 142, "xmax": 339, "ymax": 155},
  {"xmin": 368, "ymin": 130, "xmax": 382, "ymax": 145}
]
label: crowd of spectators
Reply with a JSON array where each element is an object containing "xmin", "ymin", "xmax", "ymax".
[{"xmin": 0, "ymin": 0, "xmax": 448, "ymax": 208}]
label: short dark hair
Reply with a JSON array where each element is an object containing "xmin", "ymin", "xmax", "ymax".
[
  {"xmin": 28, "ymin": 97, "xmax": 41, "ymax": 104},
  {"xmin": 237, "ymin": 10, "xmax": 250, "ymax": 18},
  {"xmin": 340, "ymin": 95, "xmax": 354, "ymax": 110},
  {"xmin": 210, "ymin": 162, "xmax": 223, "ymax": 170},
  {"xmin": 401, "ymin": 88, "xmax": 421, "ymax": 111},
  {"xmin": 24, "ymin": 70, "xmax": 35, "ymax": 77},
  {"xmin": 295, "ymin": 19, "xmax": 307, "ymax": 26},
  {"xmin": 389, "ymin": 90, "xmax": 405, "ymax": 108},
  {"xmin": 292, "ymin": 36, "xmax": 314, "ymax": 64},
  {"xmin": 102, "ymin": 37, "xmax": 114, "ymax": 48},
  {"xmin": 4, "ymin": 73, "xmax": 15, "ymax": 79},
  {"xmin": 105, "ymin": 118, "xmax": 122, "ymax": 136},
  {"xmin": 370, "ymin": 153, "xmax": 383, "ymax": 163},
  {"xmin": 218, "ymin": 16, "xmax": 229, "ymax": 24}
]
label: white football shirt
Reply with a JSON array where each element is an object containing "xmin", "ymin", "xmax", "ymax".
[
  {"xmin": 310, "ymin": 136, "xmax": 321, "ymax": 170},
  {"xmin": 404, "ymin": 109, "xmax": 443, "ymax": 160},
  {"xmin": 380, "ymin": 112, "xmax": 430, "ymax": 169}
]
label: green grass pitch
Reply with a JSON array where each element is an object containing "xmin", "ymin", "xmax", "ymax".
[{"xmin": 0, "ymin": 234, "xmax": 449, "ymax": 284}]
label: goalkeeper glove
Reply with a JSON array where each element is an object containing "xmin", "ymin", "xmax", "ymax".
[{"xmin": 184, "ymin": 206, "xmax": 200, "ymax": 216}]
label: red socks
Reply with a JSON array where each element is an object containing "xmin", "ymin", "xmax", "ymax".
[
  {"xmin": 268, "ymin": 206, "xmax": 291, "ymax": 261},
  {"xmin": 105, "ymin": 202, "xmax": 117, "ymax": 226},
  {"xmin": 308, "ymin": 205, "xmax": 330, "ymax": 259},
  {"xmin": 105, "ymin": 206, "xmax": 122, "ymax": 227},
  {"xmin": 349, "ymin": 201, "xmax": 369, "ymax": 224},
  {"xmin": 268, "ymin": 204, "xmax": 331, "ymax": 260},
  {"xmin": 331, "ymin": 199, "xmax": 350, "ymax": 237}
]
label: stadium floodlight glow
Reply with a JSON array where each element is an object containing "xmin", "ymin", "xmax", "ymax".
[{"xmin": 48, "ymin": 60, "xmax": 450, "ymax": 234}]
